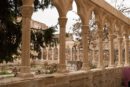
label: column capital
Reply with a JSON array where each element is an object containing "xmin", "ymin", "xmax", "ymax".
[
  {"xmin": 118, "ymin": 37, "xmax": 123, "ymax": 41},
  {"xmin": 108, "ymin": 34, "xmax": 115, "ymax": 40},
  {"xmin": 96, "ymin": 22, "xmax": 104, "ymax": 29},
  {"xmin": 58, "ymin": 17, "xmax": 67, "ymax": 20},
  {"xmin": 81, "ymin": 25, "xmax": 89, "ymax": 27},
  {"xmin": 21, "ymin": 6, "xmax": 33, "ymax": 18},
  {"xmin": 98, "ymin": 30, "xmax": 103, "ymax": 38},
  {"xmin": 124, "ymin": 33, "xmax": 129, "ymax": 38},
  {"xmin": 81, "ymin": 25, "xmax": 89, "ymax": 34},
  {"xmin": 22, "ymin": 0, "xmax": 34, "ymax": 5},
  {"xmin": 58, "ymin": 17, "xmax": 68, "ymax": 72},
  {"xmin": 81, "ymin": 25, "xmax": 89, "ymax": 29},
  {"xmin": 58, "ymin": 17, "xmax": 67, "ymax": 27},
  {"xmin": 109, "ymin": 34, "xmax": 114, "ymax": 37}
]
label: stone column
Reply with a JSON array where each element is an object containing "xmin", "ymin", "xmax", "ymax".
[
  {"xmin": 46, "ymin": 47, "xmax": 49, "ymax": 60},
  {"xmin": 77, "ymin": 47, "xmax": 80, "ymax": 61},
  {"xmin": 81, "ymin": 25, "xmax": 90, "ymax": 70},
  {"xmin": 58, "ymin": 17, "xmax": 67, "ymax": 72},
  {"xmin": 97, "ymin": 30, "xmax": 104, "ymax": 69},
  {"xmin": 108, "ymin": 34, "xmax": 115, "ymax": 67},
  {"xmin": 92, "ymin": 48, "xmax": 96, "ymax": 64},
  {"xmin": 40, "ymin": 46, "xmax": 43, "ymax": 60},
  {"xmin": 124, "ymin": 34, "xmax": 130, "ymax": 66},
  {"xmin": 19, "ymin": 5, "xmax": 33, "ymax": 77},
  {"xmin": 70, "ymin": 46, "xmax": 73, "ymax": 61},
  {"xmin": 117, "ymin": 37, "xmax": 123, "ymax": 67}
]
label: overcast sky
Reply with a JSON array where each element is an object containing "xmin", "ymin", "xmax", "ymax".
[
  {"xmin": 32, "ymin": 1, "xmax": 78, "ymax": 33},
  {"xmin": 32, "ymin": 0, "xmax": 130, "ymax": 32}
]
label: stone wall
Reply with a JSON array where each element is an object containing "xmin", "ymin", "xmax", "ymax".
[{"xmin": 0, "ymin": 67, "xmax": 123, "ymax": 87}]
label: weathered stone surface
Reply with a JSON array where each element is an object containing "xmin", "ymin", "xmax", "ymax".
[{"xmin": 0, "ymin": 68, "xmax": 124, "ymax": 87}]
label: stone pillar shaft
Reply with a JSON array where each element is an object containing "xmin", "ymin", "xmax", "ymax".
[
  {"xmin": 21, "ymin": 18, "xmax": 31, "ymax": 73},
  {"xmin": 124, "ymin": 34, "xmax": 130, "ymax": 66},
  {"xmin": 77, "ymin": 47, "xmax": 80, "ymax": 61},
  {"xmin": 81, "ymin": 25, "xmax": 89, "ymax": 70},
  {"xmin": 92, "ymin": 48, "xmax": 96, "ymax": 64},
  {"xmin": 97, "ymin": 30, "xmax": 104, "ymax": 69},
  {"xmin": 58, "ymin": 17, "xmax": 67, "ymax": 72},
  {"xmin": 118, "ymin": 37, "xmax": 123, "ymax": 66},
  {"xmin": 20, "ymin": 5, "xmax": 33, "ymax": 77},
  {"xmin": 70, "ymin": 47, "xmax": 73, "ymax": 61},
  {"xmin": 109, "ymin": 34, "xmax": 114, "ymax": 67}
]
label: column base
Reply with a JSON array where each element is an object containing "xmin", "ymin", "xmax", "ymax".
[
  {"xmin": 81, "ymin": 63, "xmax": 90, "ymax": 71},
  {"xmin": 18, "ymin": 72, "xmax": 34, "ymax": 78},
  {"xmin": 107, "ymin": 66, "xmax": 115, "ymax": 69},
  {"xmin": 57, "ymin": 64, "xmax": 68, "ymax": 73},
  {"xmin": 18, "ymin": 66, "xmax": 34, "ymax": 78},
  {"xmin": 97, "ymin": 65, "xmax": 105, "ymax": 70},
  {"xmin": 108, "ymin": 64, "xmax": 115, "ymax": 68},
  {"xmin": 117, "ymin": 64, "xmax": 124, "ymax": 67},
  {"xmin": 124, "ymin": 63, "xmax": 130, "ymax": 67}
]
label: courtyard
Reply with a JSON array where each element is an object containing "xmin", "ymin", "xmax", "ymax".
[{"xmin": 0, "ymin": 0, "xmax": 130, "ymax": 87}]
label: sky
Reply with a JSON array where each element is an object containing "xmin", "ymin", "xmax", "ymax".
[
  {"xmin": 105, "ymin": 0, "xmax": 130, "ymax": 7},
  {"xmin": 32, "ymin": 1, "xmax": 79, "ymax": 33},
  {"xmin": 31, "ymin": 0, "xmax": 130, "ymax": 32}
]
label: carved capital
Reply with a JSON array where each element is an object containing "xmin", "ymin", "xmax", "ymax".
[
  {"xmin": 22, "ymin": 0, "xmax": 34, "ymax": 5},
  {"xmin": 109, "ymin": 34, "xmax": 114, "ymax": 40},
  {"xmin": 96, "ymin": 22, "xmax": 104, "ymax": 30},
  {"xmin": 82, "ymin": 25, "xmax": 89, "ymax": 34},
  {"xmin": 124, "ymin": 33, "xmax": 129, "ymax": 38},
  {"xmin": 118, "ymin": 37, "xmax": 123, "ymax": 43},
  {"xmin": 58, "ymin": 17, "xmax": 67, "ymax": 28},
  {"xmin": 21, "ymin": 6, "xmax": 33, "ymax": 18},
  {"xmin": 52, "ymin": 0, "xmax": 73, "ymax": 17},
  {"xmin": 98, "ymin": 30, "xmax": 103, "ymax": 38}
]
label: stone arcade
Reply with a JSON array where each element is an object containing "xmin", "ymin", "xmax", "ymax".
[{"xmin": 0, "ymin": 0, "xmax": 130, "ymax": 87}]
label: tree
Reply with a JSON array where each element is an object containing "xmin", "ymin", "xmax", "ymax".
[
  {"xmin": 0, "ymin": 0, "xmax": 22, "ymax": 62},
  {"xmin": 31, "ymin": 26, "xmax": 57, "ymax": 52},
  {"xmin": 71, "ymin": 0, "xmax": 130, "ymax": 45},
  {"xmin": 105, "ymin": 0, "xmax": 130, "ymax": 17},
  {"xmin": 0, "ymin": 0, "xmax": 52, "ymax": 63}
]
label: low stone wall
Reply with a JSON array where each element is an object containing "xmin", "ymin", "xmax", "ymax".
[{"xmin": 0, "ymin": 67, "xmax": 123, "ymax": 87}]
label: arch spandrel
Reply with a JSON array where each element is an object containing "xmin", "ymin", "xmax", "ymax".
[
  {"xmin": 122, "ymin": 25, "xmax": 129, "ymax": 35},
  {"xmin": 94, "ymin": 8, "xmax": 107, "ymax": 29},
  {"xmin": 128, "ymin": 26, "xmax": 130, "ymax": 36},
  {"xmin": 121, "ymin": 25, "xmax": 125, "ymax": 35},
  {"xmin": 121, "ymin": 24, "xmax": 129, "ymax": 37},
  {"xmin": 22, "ymin": 0, "xmax": 34, "ymax": 5},
  {"xmin": 114, "ymin": 21, "xmax": 124, "ymax": 36},
  {"xmin": 108, "ymin": 16, "xmax": 116, "ymax": 34},
  {"xmin": 75, "ymin": 0, "xmax": 94, "ymax": 25},
  {"xmin": 52, "ymin": 0, "xmax": 73, "ymax": 17}
]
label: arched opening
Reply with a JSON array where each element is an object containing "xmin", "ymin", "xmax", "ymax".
[
  {"xmin": 65, "ymin": 1, "xmax": 82, "ymax": 71},
  {"xmin": 102, "ymin": 22, "xmax": 110, "ymax": 67},
  {"xmin": 30, "ymin": 4, "xmax": 60, "ymax": 74},
  {"xmin": 88, "ymin": 11, "xmax": 98, "ymax": 69}
]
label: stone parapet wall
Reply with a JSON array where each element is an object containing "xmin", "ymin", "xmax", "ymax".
[
  {"xmin": 91, "ymin": 0, "xmax": 130, "ymax": 25},
  {"xmin": 0, "ymin": 67, "xmax": 123, "ymax": 87}
]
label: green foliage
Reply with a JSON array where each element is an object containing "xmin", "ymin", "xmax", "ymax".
[
  {"xmin": 31, "ymin": 27, "xmax": 56, "ymax": 52},
  {"xmin": 0, "ymin": 0, "xmax": 51, "ymax": 62},
  {"xmin": 0, "ymin": 0, "xmax": 22, "ymax": 63},
  {"xmin": 34, "ymin": 0, "xmax": 52, "ymax": 11},
  {"xmin": 0, "ymin": 71, "xmax": 11, "ymax": 75},
  {"xmin": 44, "ymin": 27, "xmax": 56, "ymax": 46}
]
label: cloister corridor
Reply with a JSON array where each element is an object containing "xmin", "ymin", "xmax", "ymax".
[{"xmin": 0, "ymin": 0, "xmax": 130, "ymax": 87}]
